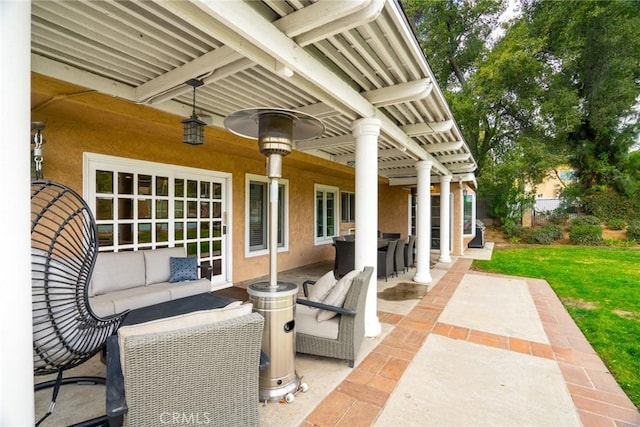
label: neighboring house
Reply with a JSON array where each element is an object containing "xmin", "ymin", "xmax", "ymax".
[{"xmin": 523, "ymin": 166, "xmax": 576, "ymax": 226}]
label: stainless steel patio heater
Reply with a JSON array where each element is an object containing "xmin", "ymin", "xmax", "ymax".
[{"xmin": 224, "ymin": 108, "xmax": 324, "ymax": 403}]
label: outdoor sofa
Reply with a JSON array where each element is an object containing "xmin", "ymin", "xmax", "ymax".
[{"xmin": 88, "ymin": 247, "xmax": 212, "ymax": 317}]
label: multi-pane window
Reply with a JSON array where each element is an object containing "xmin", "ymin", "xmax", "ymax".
[
  {"xmin": 463, "ymin": 192, "xmax": 475, "ymax": 236},
  {"xmin": 245, "ymin": 174, "xmax": 288, "ymax": 257},
  {"xmin": 340, "ymin": 192, "xmax": 355, "ymax": 223},
  {"xmin": 315, "ymin": 184, "xmax": 338, "ymax": 244},
  {"xmin": 86, "ymin": 154, "xmax": 229, "ymax": 281}
]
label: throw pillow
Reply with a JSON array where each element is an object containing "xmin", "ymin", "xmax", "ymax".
[
  {"xmin": 169, "ymin": 256, "xmax": 198, "ymax": 283},
  {"xmin": 308, "ymin": 270, "xmax": 337, "ymax": 303},
  {"xmin": 317, "ymin": 269, "xmax": 360, "ymax": 322}
]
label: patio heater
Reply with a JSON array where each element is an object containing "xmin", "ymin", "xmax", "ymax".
[{"xmin": 224, "ymin": 108, "xmax": 324, "ymax": 403}]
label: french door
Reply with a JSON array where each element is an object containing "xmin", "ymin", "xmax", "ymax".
[{"xmin": 84, "ymin": 153, "xmax": 231, "ymax": 286}]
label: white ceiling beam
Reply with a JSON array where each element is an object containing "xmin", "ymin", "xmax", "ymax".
[
  {"xmin": 448, "ymin": 163, "xmax": 477, "ymax": 172},
  {"xmin": 363, "ymin": 79, "xmax": 432, "ymax": 107},
  {"xmin": 378, "ymin": 159, "xmax": 416, "ymax": 169},
  {"xmin": 136, "ymin": 46, "xmax": 243, "ymax": 103},
  {"xmin": 293, "ymin": 0, "xmax": 385, "ymax": 46},
  {"xmin": 401, "ymin": 120, "xmax": 453, "ymax": 136},
  {"xmin": 423, "ymin": 140, "xmax": 464, "ymax": 153},
  {"xmin": 190, "ymin": 0, "xmax": 450, "ymax": 175},
  {"xmin": 32, "ymin": 54, "xmax": 226, "ymax": 128},
  {"xmin": 274, "ymin": 0, "xmax": 370, "ymax": 39},
  {"xmin": 438, "ymin": 153, "xmax": 472, "ymax": 163},
  {"xmin": 32, "ymin": 54, "xmax": 135, "ymax": 100},
  {"xmin": 334, "ymin": 148, "xmax": 406, "ymax": 164},
  {"xmin": 388, "ymin": 177, "xmax": 417, "ymax": 186},
  {"xmin": 295, "ymin": 134, "xmax": 354, "ymax": 151},
  {"xmin": 138, "ymin": 0, "xmax": 372, "ymax": 103},
  {"xmin": 297, "ymin": 102, "xmax": 340, "ymax": 119}
]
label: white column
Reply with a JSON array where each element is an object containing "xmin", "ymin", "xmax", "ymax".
[
  {"xmin": 413, "ymin": 160, "xmax": 433, "ymax": 283},
  {"xmin": 352, "ymin": 117, "xmax": 381, "ymax": 337},
  {"xmin": 1, "ymin": 1, "xmax": 34, "ymax": 425},
  {"xmin": 438, "ymin": 175, "xmax": 452, "ymax": 263}
]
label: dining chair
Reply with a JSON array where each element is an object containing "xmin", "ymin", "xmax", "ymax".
[
  {"xmin": 394, "ymin": 238, "xmax": 406, "ymax": 276},
  {"xmin": 404, "ymin": 235, "xmax": 416, "ymax": 269},
  {"xmin": 377, "ymin": 239, "xmax": 397, "ymax": 281},
  {"xmin": 333, "ymin": 239, "xmax": 355, "ymax": 278}
]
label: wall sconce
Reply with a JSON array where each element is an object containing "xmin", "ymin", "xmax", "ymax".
[
  {"xmin": 31, "ymin": 122, "xmax": 46, "ymax": 180},
  {"xmin": 182, "ymin": 79, "xmax": 206, "ymax": 145}
]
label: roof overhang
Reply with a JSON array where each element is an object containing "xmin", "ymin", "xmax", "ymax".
[{"xmin": 31, "ymin": 0, "xmax": 476, "ymax": 183}]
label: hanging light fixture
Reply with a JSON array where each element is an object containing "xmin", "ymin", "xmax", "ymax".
[{"xmin": 182, "ymin": 78, "xmax": 206, "ymax": 145}]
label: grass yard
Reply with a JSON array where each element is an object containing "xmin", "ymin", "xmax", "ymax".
[{"xmin": 473, "ymin": 246, "xmax": 640, "ymax": 407}]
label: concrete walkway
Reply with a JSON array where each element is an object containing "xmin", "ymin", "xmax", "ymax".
[
  {"xmin": 301, "ymin": 257, "xmax": 640, "ymax": 426},
  {"xmin": 35, "ymin": 247, "xmax": 640, "ymax": 426}
]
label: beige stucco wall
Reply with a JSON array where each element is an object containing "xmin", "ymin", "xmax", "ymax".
[{"xmin": 31, "ymin": 73, "xmax": 410, "ymax": 283}]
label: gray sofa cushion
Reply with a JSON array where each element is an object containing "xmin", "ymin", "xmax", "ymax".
[
  {"xmin": 91, "ymin": 251, "xmax": 146, "ymax": 296},
  {"xmin": 166, "ymin": 278, "xmax": 212, "ymax": 300},
  {"xmin": 143, "ymin": 247, "xmax": 186, "ymax": 285},
  {"xmin": 90, "ymin": 284, "xmax": 172, "ymax": 317}
]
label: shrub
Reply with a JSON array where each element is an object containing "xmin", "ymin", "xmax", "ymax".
[
  {"xmin": 627, "ymin": 221, "xmax": 640, "ymax": 241},
  {"xmin": 583, "ymin": 189, "xmax": 638, "ymax": 222},
  {"xmin": 548, "ymin": 211, "xmax": 569, "ymax": 225},
  {"xmin": 569, "ymin": 224, "xmax": 603, "ymax": 245},
  {"xmin": 527, "ymin": 225, "xmax": 564, "ymax": 244},
  {"xmin": 606, "ymin": 218, "xmax": 627, "ymax": 230},
  {"xmin": 502, "ymin": 221, "xmax": 526, "ymax": 239},
  {"xmin": 571, "ymin": 215, "xmax": 601, "ymax": 227}
]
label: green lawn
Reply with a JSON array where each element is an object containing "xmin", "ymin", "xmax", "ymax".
[{"xmin": 473, "ymin": 246, "xmax": 640, "ymax": 407}]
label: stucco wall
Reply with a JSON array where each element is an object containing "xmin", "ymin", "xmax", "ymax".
[{"xmin": 31, "ymin": 74, "xmax": 409, "ymax": 283}]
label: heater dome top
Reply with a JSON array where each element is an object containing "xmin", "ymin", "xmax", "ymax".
[{"xmin": 224, "ymin": 107, "xmax": 324, "ymax": 141}]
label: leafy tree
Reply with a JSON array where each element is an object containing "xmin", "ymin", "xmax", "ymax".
[
  {"xmin": 402, "ymin": 0, "xmax": 640, "ymax": 223},
  {"xmin": 524, "ymin": 0, "xmax": 640, "ymax": 196},
  {"xmin": 402, "ymin": 0, "xmax": 564, "ymax": 223}
]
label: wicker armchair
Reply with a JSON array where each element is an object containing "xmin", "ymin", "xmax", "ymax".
[
  {"xmin": 106, "ymin": 312, "xmax": 264, "ymax": 427},
  {"xmin": 31, "ymin": 180, "xmax": 126, "ymax": 426},
  {"xmin": 295, "ymin": 267, "xmax": 373, "ymax": 367}
]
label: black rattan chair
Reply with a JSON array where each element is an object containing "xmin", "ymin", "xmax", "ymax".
[{"xmin": 32, "ymin": 180, "xmax": 126, "ymax": 426}]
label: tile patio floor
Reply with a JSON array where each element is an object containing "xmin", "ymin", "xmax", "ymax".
[
  {"xmin": 35, "ymin": 246, "xmax": 640, "ymax": 426},
  {"xmin": 239, "ymin": 248, "xmax": 640, "ymax": 426}
]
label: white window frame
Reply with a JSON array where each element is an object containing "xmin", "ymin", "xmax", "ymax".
[
  {"xmin": 340, "ymin": 191, "xmax": 356, "ymax": 223},
  {"xmin": 245, "ymin": 174, "xmax": 289, "ymax": 258},
  {"xmin": 82, "ymin": 152, "xmax": 233, "ymax": 285},
  {"xmin": 463, "ymin": 191, "xmax": 476, "ymax": 237},
  {"xmin": 314, "ymin": 183, "xmax": 339, "ymax": 245}
]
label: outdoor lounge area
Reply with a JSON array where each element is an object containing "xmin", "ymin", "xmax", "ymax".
[
  {"xmin": 33, "ymin": 246, "xmax": 640, "ymax": 426},
  {"xmin": 3, "ymin": 1, "xmax": 639, "ymax": 425}
]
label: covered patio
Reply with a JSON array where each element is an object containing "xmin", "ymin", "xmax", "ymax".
[
  {"xmin": 34, "ymin": 247, "xmax": 640, "ymax": 426},
  {"xmin": 25, "ymin": 0, "xmax": 479, "ymax": 342}
]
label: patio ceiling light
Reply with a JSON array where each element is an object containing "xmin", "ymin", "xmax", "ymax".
[{"xmin": 182, "ymin": 79, "xmax": 206, "ymax": 145}]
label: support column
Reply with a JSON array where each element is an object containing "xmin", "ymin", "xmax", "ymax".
[
  {"xmin": 438, "ymin": 175, "xmax": 452, "ymax": 263},
  {"xmin": 413, "ymin": 160, "xmax": 433, "ymax": 283},
  {"xmin": 352, "ymin": 117, "xmax": 381, "ymax": 337},
  {"xmin": 1, "ymin": 1, "xmax": 35, "ymax": 424}
]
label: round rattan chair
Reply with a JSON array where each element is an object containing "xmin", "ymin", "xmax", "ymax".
[{"xmin": 31, "ymin": 180, "xmax": 126, "ymax": 426}]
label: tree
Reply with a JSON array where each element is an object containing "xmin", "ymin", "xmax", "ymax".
[
  {"xmin": 524, "ymin": 0, "xmax": 640, "ymax": 197},
  {"xmin": 402, "ymin": 0, "xmax": 640, "ymax": 223},
  {"xmin": 402, "ymin": 0, "xmax": 563, "ymax": 222}
]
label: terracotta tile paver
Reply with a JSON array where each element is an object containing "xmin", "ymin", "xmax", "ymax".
[
  {"xmin": 336, "ymin": 400, "xmax": 381, "ymax": 427},
  {"xmin": 306, "ymin": 391, "xmax": 356, "ymax": 426},
  {"xmin": 302, "ymin": 259, "xmax": 640, "ymax": 426}
]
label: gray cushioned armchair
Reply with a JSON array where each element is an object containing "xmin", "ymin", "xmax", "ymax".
[
  {"xmin": 295, "ymin": 267, "xmax": 373, "ymax": 367},
  {"xmin": 107, "ymin": 312, "xmax": 264, "ymax": 427}
]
